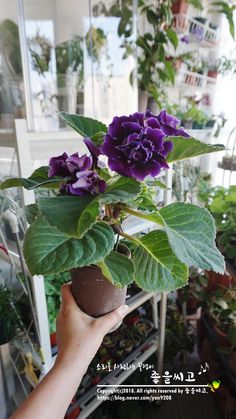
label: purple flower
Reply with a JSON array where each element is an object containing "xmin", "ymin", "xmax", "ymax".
[
  {"xmin": 192, "ymin": 27, "xmax": 204, "ymax": 41},
  {"xmin": 181, "ymin": 35, "xmax": 190, "ymax": 44},
  {"xmin": 101, "ymin": 110, "xmax": 189, "ymax": 181},
  {"xmin": 155, "ymin": 109, "xmax": 190, "ymax": 138},
  {"xmin": 48, "ymin": 152, "xmax": 106, "ymax": 196},
  {"xmin": 48, "ymin": 152, "xmax": 70, "ymax": 178},
  {"xmin": 66, "ymin": 171, "xmax": 106, "ymax": 196},
  {"xmin": 48, "ymin": 152, "xmax": 92, "ymax": 178},
  {"xmin": 84, "ymin": 138, "xmax": 101, "ymax": 167}
]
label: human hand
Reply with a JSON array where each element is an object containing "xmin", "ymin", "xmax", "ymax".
[{"xmin": 55, "ymin": 283, "xmax": 129, "ymax": 373}]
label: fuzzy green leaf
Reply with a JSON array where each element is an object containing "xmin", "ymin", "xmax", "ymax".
[
  {"xmin": 133, "ymin": 230, "xmax": 189, "ymax": 292},
  {"xmin": 166, "ymin": 136, "xmax": 225, "ymax": 163},
  {"xmin": 23, "ymin": 217, "xmax": 114, "ymax": 275},
  {"xmin": 0, "ymin": 167, "xmax": 62, "ymax": 190},
  {"xmin": 59, "ymin": 112, "xmax": 107, "ymax": 139},
  {"xmin": 39, "ymin": 177, "xmax": 140, "ymax": 239},
  {"xmin": 160, "ymin": 202, "xmax": 225, "ymax": 273},
  {"xmin": 25, "ymin": 204, "xmax": 40, "ymax": 225},
  {"xmin": 98, "ymin": 252, "xmax": 134, "ymax": 288}
]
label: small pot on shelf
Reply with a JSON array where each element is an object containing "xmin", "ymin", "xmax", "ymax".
[
  {"xmin": 171, "ymin": 0, "xmax": 188, "ymax": 14},
  {"xmin": 120, "ymin": 339, "xmax": 134, "ymax": 353},
  {"xmin": 134, "ymin": 319, "xmax": 153, "ymax": 337},
  {"xmin": 207, "ymin": 70, "xmax": 218, "ymax": 79}
]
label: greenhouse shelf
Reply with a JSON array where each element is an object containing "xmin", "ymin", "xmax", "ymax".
[
  {"xmin": 173, "ymin": 14, "xmax": 219, "ymax": 48},
  {"xmin": 67, "ymin": 331, "xmax": 159, "ymax": 419},
  {"xmin": 51, "ymin": 291, "xmax": 160, "ymax": 359},
  {"xmin": 176, "ymin": 70, "xmax": 217, "ymax": 91}
]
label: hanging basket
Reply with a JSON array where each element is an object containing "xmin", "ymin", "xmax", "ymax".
[{"xmin": 218, "ymin": 156, "xmax": 236, "ymax": 171}]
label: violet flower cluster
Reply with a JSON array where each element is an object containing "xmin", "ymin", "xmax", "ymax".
[
  {"xmin": 101, "ymin": 109, "xmax": 189, "ymax": 181},
  {"xmin": 48, "ymin": 109, "xmax": 190, "ymax": 195},
  {"xmin": 48, "ymin": 152, "xmax": 106, "ymax": 196}
]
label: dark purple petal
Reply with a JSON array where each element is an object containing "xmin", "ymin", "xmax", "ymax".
[
  {"xmin": 162, "ymin": 140, "xmax": 173, "ymax": 157},
  {"xmin": 148, "ymin": 161, "xmax": 162, "ymax": 177},
  {"xmin": 157, "ymin": 110, "xmax": 180, "ymax": 128},
  {"xmin": 48, "ymin": 152, "xmax": 69, "ymax": 177},
  {"xmin": 84, "ymin": 138, "xmax": 101, "ymax": 167},
  {"xmin": 108, "ymin": 158, "xmax": 131, "ymax": 177},
  {"xmin": 101, "ymin": 135, "xmax": 120, "ymax": 158},
  {"xmin": 133, "ymin": 112, "xmax": 145, "ymax": 125},
  {"xmin": 121, "ymin": 122, "xmax": 142, "ymax": 133},
  {"xmin": 146, "ymin": 117, "xmax": 161, "ymax": 129},
  {"xmin": 130, "ymin": 164, "xmax": 148, "ymax": 181},
  {"xmin": 146, "ymin": 127, "xmax": 165, "ymax": 150}
]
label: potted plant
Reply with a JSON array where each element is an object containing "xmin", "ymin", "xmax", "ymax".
[
  {"xmin": 0, "ymin": 285, "xmax": 20, "ymax": 345},
  {"xmin": 134, "ymin": 319, "xmax": 153, "ymax": 336},
  {"xmin": 0, "ymin": 109, "xmax": 225, "ymax": 320}
]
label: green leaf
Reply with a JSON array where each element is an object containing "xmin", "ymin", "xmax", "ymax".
[
  {"xmin": 165, "ymin": 28, "xmax": 178, "ymax": 49},
  {"xmin": 23, "ymin": 217, "xmax": 114, "ymax": 275},
  {"xmin": 133, "ymin": 230, "xmax": 189, "ymax": 292},
  {"xmin": 98, "ymin": 252, "xmax": 134, "ymax": 288},
  {"xmin": 59, "ymin": 112, "xmax": 107, "ymax": 138},
  {"xmin": 164, "ymin": 61, "xmax": 175, "ymax": 85},
  {"xmin": 159, "ymin": 202, "xmax": 225, "ymax": 273},
  {"xmin": 77, "ymin": 177, "xmax": 140, "ymax": 237},
  {"xmin": 0, "ymin": 167, "xmax": 62, "ymax": 190},
  {"xmin": 166, "ymin": 136, "xmax": 225, "ymax": 163},
  {"xmin": 25, "ymin": 204, "xmax": 40, "ymax": 225},
  {"xmin": 38, "ymin": 195, "xmax": 96, "ymax": 237},
  {"xmin": 39, "ymin": 176, "xmax": 140, "ymax": 239},
  {"xmin": 145, "ymin": 180, "xmax": 168, "ymax": 189}
]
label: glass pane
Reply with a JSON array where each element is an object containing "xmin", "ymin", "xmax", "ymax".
[
  {"xmin": 21, "ymin": 0, "xmax": 137, "ymax": 131},
  {"xmin": 0, "ymin": 0, "xmax": 25, "ymax": 130}
]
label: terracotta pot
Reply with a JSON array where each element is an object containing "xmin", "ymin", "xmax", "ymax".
[
  {"xmin": 71, "ymin": 266, "xmax": 127, "ymax": 318},
  {"xmin": 71, "ymin": 245, "xmax": 130, "ymax": 319},
  {"xmin": 207, "ymin": 70, "xmax": 218, "ymax": 79},
  {"xmin": 205, "ymin": 270, "xmax": 232, "ymax": 291},
  {"xmin": 214, "ymin": 324, "xmax": 229, "ymax": 348},
  {"xmin": 138, "ymin": 89, "xmax": 148, "ymax": 112},
  {"xmin": 171, "ymin": 0, "xmax": 188, "ymax": 14}
]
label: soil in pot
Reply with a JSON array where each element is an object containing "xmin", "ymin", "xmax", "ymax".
[{"xmin": 71, "ymin": 244, "xmax": 130, "ymax": 319}]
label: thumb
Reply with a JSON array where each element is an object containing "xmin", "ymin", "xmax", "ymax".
[
  {"xmin": 98, "ymin": 304, "xmax": 130, "ymax": 334},
  {"xmin": 60, "ymin": 283, "xmax": 78, "ymax": 309}
]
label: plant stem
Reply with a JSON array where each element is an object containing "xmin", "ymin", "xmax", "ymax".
[
  {"xmin": 120, "ymin": 205, "xmax": 164, "ymax": 226},
  {"xmin": 115, "ymin": 234, "xmax": 120, "ymax": 251},
  {"xmin": 118, "ymin": 230, "xmax": 140, "ymax": 246}
]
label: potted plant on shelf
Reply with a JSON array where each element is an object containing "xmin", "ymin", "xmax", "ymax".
[
  {"xmin": 0, "ymin": 109, "xmax": 225, "ymax": 320},
  {"xmin": 0, "ymin": 285, "xmax": 21, "ymax": 345}
]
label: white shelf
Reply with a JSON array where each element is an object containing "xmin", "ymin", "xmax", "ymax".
[
  {"xmin": 176, "ymin": 69, "xmax": 217, "ymax": 91},
  {"xmin": 173, "ymin": 14, "xmax": 219, "ymax": 48},
  {"xmin": 70, "ymin": 336, "xmax": 158, "ymax": 419}
]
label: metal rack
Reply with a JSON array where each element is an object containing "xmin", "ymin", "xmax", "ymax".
[
  {"xmin": 0, "ymin": 119, "xmax": 171, "ymax": 418},
  {"xmin": 173, "ymin": 14, "xmax": 220, "ymax": 48}
]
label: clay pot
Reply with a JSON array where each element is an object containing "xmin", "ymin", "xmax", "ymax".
[
  {"xmin": 138, "ymin": 89, "xmax": 148, "ymax": 112},
  {"xmin": 207, "ymin": 70, "xmax": 218, "ymax": 79},
  {"xmin": 71, "ymin": 245, "xmax": 130, "ymax": 318},
  {"xmin": 71, "ymin": 266, "xmax": 127, "ymax": 318},
  {"xmin": 214, "ymin": 324, "xmax": 229, "ymax": 348},
  {"xmin": 171, "ymin": 0, "xmax": 188, "ymax": 14}
]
